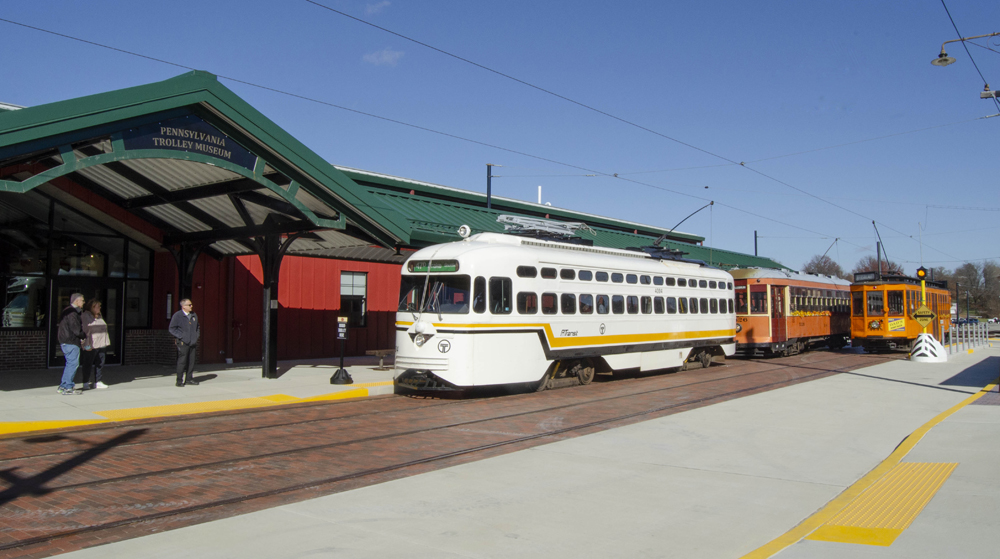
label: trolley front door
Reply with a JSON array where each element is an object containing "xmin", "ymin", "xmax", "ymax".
[
  {"xmin": 771, "ymin": 285, "xmax": 786, "ymax": 342},
  {"xmin": 49, "ymin": 278, "xmax": 124, "ymax": 367}
]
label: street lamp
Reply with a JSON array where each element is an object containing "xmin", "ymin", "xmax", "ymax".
[{"xmin": 932, "ymin": 32, "xmax": 1000, "ymax": 66}]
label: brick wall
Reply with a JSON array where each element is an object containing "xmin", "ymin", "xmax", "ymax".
[
  {"xmin": 124, "ymin": 329, "xmax": 183, "ymax": 366},
  {"xmin": 0, "ymin": 330, "xmax": 47, "ymax": 370}
]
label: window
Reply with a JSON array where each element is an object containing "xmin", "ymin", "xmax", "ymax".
[
  {"xmin": 700, "ymin": 298, "xmax": 709, "ymax": 314},
  {"xmin": 611, "ymin": 273, "xmax": 624, "ymax": 283},
  {"xmin": 750, "ymin": 289, "xmax": 767, "ymax": 314},
  {"xmin": 709, "ymin": 281, "xmax": 717, "ymax": 289},
  {"xmin": 677, "ymin": 278, "xmax": 687, "ymax": 287},
  {"xmin": 699, "ymin": 280, "xmax": 708, "ymax": 288},
  {"xmin": 852, "ymin": 291, "xmax": 864, "ymax": 317},
  {"xmin": 612, "ymin": 295, "xmax": 625, "ymax": 314},
  {"xmin": 887, "ymin": 290, "xmax": 904, "ymax": 316},
  {"xmin": 665, "ymin": 277, "xmax": 676, "ymax": 286},
  {"xmin": 517, "ymin": 292, "xmax": 538, "ymax": 314},
  {"xmin": 541, "ymin": 267, "xmax": 557, "ymax": 279},
  {"xmin": 689, "ymin": 297, "xmax": 699, "ymax": 314},
  {"xmin": 626, "ymin": 296, "xmax": 639, "ymax": 314},
  {"xmin": 561, "ymin": 293, "xmax": 576, "ymax": 314},
  {"xmin": 727, "ymin": 282, "xmax": 733, "ymax": 290},
  {"xmin": 516, "ymin": 266, "xmax": 537, "ymax": 278},
  {"xmin": 579, "ymin": 270, "xmax": 593, "ymax": 281},
  {"xmin": 666, "ymin": 297, "xmax": 677, "ymax": 314},
  {"xmin": 579, "ymin": 294, "xmax": 594, "ymax": 314},
  {"xmin": 710, "ymin": 299, "xmax": 718, "ymax": 314},
  {"xmin": 396, "ymin": 274, "xmax": 470, "ymax": 316},
  {"xmin": 718, "ymin": 283, "xmax": 726, "ymax": 290},
  {"xmin": 640, "ymin": 275, "xmax": 651, "ymax": 285},
  {"xmin": 653, "ymin": 276, "xmax": 663, "ymax": 286},
  {"xmin": 626, "ymin": 274, "xmax": 638, "ymax": 284},
  {"xmin": 641, "ymin": 296, "xmax": 653, "ymax": 314},
  {"xmin": 678, "ymin": 297, "xmax": 688, "ymax": 314},
  {"xmin": 560, "ymin": 269, "xmax": 576, "ymax": 280},
  {"xmin": 541, "ymin": 292, "xmax": 558, "ymax": 314},
  {"xmin": 728, "ymin": 299, "xmax": 734, "ymax": 313},
  {"xmin": 490, "ymin": 277, "xmax": 512, "ymax": 314},
  {"xmin": 596, "ymin": 294, "xmax": 610, "ymax": 314},
  {"xmin": 596, "ymin": 271, "xmax": 609, "ymax": 282},
  {"xmin": 341, "ymin": 272, "xmax": 368, "ymax": 326},
  {"xmin": 867, "ymin": 291, "xmax": 884, "ymax": 316},
  {"xmin": 654, "ymin": 296, "xmax": 665, "ymax": 314},
  {"xmin": 473, "ymin": 277, "xmax": 486, "ymax": 313},
  {"xmin": 735, "ymin": 291, "xmax": 748, "ymax": 314}
]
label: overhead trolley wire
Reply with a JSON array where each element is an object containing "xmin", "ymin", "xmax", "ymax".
[{"xmin": 939, "ymin": 0, "xmax": 1000, "ymax": 112}]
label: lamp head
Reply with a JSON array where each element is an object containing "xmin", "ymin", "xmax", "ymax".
[
  {"xmin": 916, "ymin": 267, "xmax": 927, "ymax": 280},
  {"xmin": 932, "ymin": 51, "xmax": 956, "ymax": 66}
]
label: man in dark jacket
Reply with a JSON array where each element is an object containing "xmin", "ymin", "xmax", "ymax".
[
  {"xmin": 168, "ymin": 298, "xmax": 201, "ymax": 387},
  {"xmin": 57, "ymin": 293, "xmax": 86, "ymax": 395}
]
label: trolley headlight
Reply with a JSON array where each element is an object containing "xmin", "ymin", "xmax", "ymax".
[
  {"xmin": 868, "ymin": 320, "xmax": 881, "ymax": 330},
  {"xmin": 414, "ymin": 333, "xmax": 429, "ymax": 347},
  {"xmin": 735, "ymin": 323, "xmax": 742, "ymax": 333}
]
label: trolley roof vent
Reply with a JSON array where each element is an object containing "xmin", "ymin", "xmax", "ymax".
[{"xmin": 497, "ymin": 215, "xmax": 595, "ymax": 245}]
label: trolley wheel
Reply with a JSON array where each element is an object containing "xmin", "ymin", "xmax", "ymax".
[
  {"xmin": 699, "ymin": 351, "xmax": 712, "ymax": 369},
  {"xmin": 577, "ymin": 366, "xmax": 595, "ymax": 385}
]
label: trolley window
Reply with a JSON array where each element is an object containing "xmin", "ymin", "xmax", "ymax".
[
  {"xmin": 561, "ymin": 293, "xmax": 577, "ymax": 314},
  {"xmin": 709, "ymin": 281, "xmax": 717, "ymax": 289},
  {"xmin": 516, "ymin": 266, "xmax": 537, "ymax": 278},
  {"xmin": 626, "ymin": 274, "xmax": 638, "ymax": 284},
  {"xmin": 677, "ymin": 278, "xmax": 687, "ymax": 287},
  {"xmin": 710, "ymin": 299, "xmax": 718, "ymax": 314},
  {"xmin": 735, "ymin": 291, "xmax": 748, "ymax": 314},
  {"xmin": 727, "ymin": 282, "xmax": 733, "ymax": 290},
  {"xmin": 678, "ymin": 297, "xmax": 688, "ymax": 314},
  {"xmin": 852, "ymin": 292, "xmax": 864, "ymax": 316},
  {"xmin": 473, "ymin": 276, "xmax": 486, "ymax": 313},
  {"xmin": 666, "ymin": 297, "xmax": 676, "ymax": 314},
  {"xmin": 490, "ymin": 277, "xmax": 513, "ymax": 314},
  {"xmin": 612, "ymin": 273, "xmax": 624, "ymax": 283},
  {"xmin": 728, "ymin": 299, "xmax": 734, "ymax": 313},
  {"xmin": 867, "ymin": 291, "xmax": 884, "ymax": 316},
  {"xmin": 750, "ymin": 290, "xmax": 767, "ymax": 314},
  {"xmin": 398, "ymin": 274, "xmax": 472, "ymax": 314},
  {"xmin": 541, "ymin": 268, "xmax": 557, "ymax": 279},
  {"xmin": 579, "ymin": 294, "xmax": 594, "ymax": 314},
  {"xmin": 653, "ymin": 276, "xmax": 664, "ymax": 286},
  {"xmin": 699, "ymin": 280, "xmax": 708, "ymax": 288},
  {"xmin": 887, "ymin": 290, "xmax": 904, "ymax": 316},
  {"xmin": 626, "ymin": 296, "xmax": 639, "ymax": 314},
  {"xmin": 596, "ymin": 271, "xmax": 609, "ymax": 282},
  {"xmin": 700, "ymin": 298, "xmax": 709, "ymax": 314},
  {"xmin": 640, "ymin": 275, "xmax": 651, "ymax": 285},
  {"xmin": 579, "ymin": 270, "xmax": 593, "ymax": 281},
  {"xmin": 541, "ymin": 292, "xmax": 558, "ymax": 314},
  {"xmin": 654, "ymin": 296, "xmax": 665, "ymax": 314},
  {"xmin": 641, "ymin": 296, "xmax": 653, "ymax": 314},
  {"xmin": 612, "ymin": 295, "xmax": 625, "ymax": 314},
  {"xmin": 517, "ymin": 292, "xmax": 538, "ymax": 314},
  {"xmin": 596, "ymin": 294, "xmax": 610, "ymax": 314},
  {"xmin": 665, "ymin": 277, "xmax": 676, "ymax": 286},
  {"xmin": 689, "ymin": 297, "xmax": 699, "ymax": 314},
  {"xmin": 560, "ymin": 269, "xmax": 576, "ymax": 280}
]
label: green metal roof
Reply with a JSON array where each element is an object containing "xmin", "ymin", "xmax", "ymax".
[{"xmin": 338, "ymin": 167, "xmax": 789, "ymax": 271}]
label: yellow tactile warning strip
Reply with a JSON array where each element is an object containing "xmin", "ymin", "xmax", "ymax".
[
  {"xmin": 805, "ymin": 462, "xmax": 958, "ymax": 546},
  {"xmin": 741, "ymin": 379, "xmax": 998, "ymax": 558},
  {"xmin": 0, "ymin": 381, "xmax": 394, "ymax": 436}
]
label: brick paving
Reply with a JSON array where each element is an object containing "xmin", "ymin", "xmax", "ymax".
[{"xmin": 0, "ymin": 350, "xmax": 900, "ymax": 558}]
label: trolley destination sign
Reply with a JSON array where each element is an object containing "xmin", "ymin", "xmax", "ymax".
[{"xmin": 912, "ymin": 305, "xmax": 936, "ymax": 328}]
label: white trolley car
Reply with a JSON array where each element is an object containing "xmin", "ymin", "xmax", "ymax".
[{"xmin": 394, "ymin": 219, "xmax": 737, "ymax": 396}]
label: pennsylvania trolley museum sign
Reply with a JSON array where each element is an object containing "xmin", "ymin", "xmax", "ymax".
[{"xmin": 123, "ymin": 115, "xmax": 256, "ymax": 170}]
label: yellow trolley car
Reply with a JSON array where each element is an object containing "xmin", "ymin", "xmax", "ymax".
[{"xmin": 850, "ymin": 271, "xmax": 950, "ymax": 353}]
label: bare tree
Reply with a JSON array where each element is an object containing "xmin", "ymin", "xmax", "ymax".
[
  {"xmin": 852, "ymin": 255, "xmax": 904, "ymax": 275},
  {"xmin": 802, "ymin": 254, "xmax": 848, "ymax": 279}
]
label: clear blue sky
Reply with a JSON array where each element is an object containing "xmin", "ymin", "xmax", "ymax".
[{"xmin": 2, "ymin": 0, "xmax": 998, "ymax": 273}]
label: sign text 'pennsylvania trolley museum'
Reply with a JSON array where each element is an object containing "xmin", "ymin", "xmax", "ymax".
[{"xmin": 0, "ymin": 72, "xmax": 783, "ymax": 377}]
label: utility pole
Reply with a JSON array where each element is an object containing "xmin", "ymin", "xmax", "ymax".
[{"xmin": 486, "ymin": 164, "xmax": 500, "ymax": 210}]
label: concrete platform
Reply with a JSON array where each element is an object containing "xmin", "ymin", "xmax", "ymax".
[
  {"xmin": 0, "ymin": 356, "xmax": 396, "ymax": 436},
  {"xmin": 37, "ymin": 347, "xmax": 999, "ymax": 559}
]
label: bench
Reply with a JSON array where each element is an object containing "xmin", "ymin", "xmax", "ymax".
[{"xmin": 365, "ymin": 349, "xmax": 394, "ymax": 370}]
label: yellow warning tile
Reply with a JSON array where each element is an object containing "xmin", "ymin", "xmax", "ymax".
[
  {"xmin": 95, "ymin": 396, "xmax": 286, "ymax": 420},
  {"xmin": 260, "ymin": 394, "xmax": 300, "ymax": 403},
  {"xmin": 0, "ymin": 420, "xmax": 111, "ymax": 435},
  {"xmin": 297, "ymin": 388, "xmax": 370, "ymax": 402},
  {"xmin": 806, "ymin": 462, "xmax": 957, "ymax": 546}
]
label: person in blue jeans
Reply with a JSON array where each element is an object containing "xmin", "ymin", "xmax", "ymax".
[{"xmin": 56, "ymin": 293, "xmax": 87, "ymax": 395}]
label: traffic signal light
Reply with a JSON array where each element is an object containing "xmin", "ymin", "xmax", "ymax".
[{"xmin": 916, "ymin": 267, "xmax": 928, "ymax": 280}]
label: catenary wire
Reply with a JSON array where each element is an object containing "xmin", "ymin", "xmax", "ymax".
[{"xmin": 939, "ymin": 0, "xmax": 1000, "ymax": 112}]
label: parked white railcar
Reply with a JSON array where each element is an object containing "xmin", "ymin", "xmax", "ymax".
[{"xmin": 394, "ymin": 230, "xmax": 736, "ymax": 395}]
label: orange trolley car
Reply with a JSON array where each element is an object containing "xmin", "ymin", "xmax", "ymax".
[
  {"xmin": 850, "ymin": 272, "xmax": 951, "ymax": 353},
  {"xmin": 731, "ymin": 268, "xmax": 851, "ymax": 357}
]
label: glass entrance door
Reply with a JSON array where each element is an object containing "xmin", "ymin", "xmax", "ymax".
[{"xmin": 49, "ymin": 278, "xmax": 123, "ymax": 367}]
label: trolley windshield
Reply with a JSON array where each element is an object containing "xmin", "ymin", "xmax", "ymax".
[{"xmin": 398, "ymin": 274, "xmax": 472, "ymax": 314}]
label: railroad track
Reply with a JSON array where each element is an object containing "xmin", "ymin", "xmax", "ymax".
[{"xmin": 0, "ymin": 350, "xmax": 898, "ymax": 558}]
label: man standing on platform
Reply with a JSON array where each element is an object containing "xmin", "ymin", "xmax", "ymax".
[
  {"xmin": 169, "ymin": 298, "xmax": 200, "ymax": 387},
  {"xmin": 56, "ymin": 293, "xmax": 86, "ymax": 395}
]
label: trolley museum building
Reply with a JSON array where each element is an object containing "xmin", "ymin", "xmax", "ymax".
[{"xmin": 0, "ymin": 72, "xmax": 784, "ymax": 377}]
